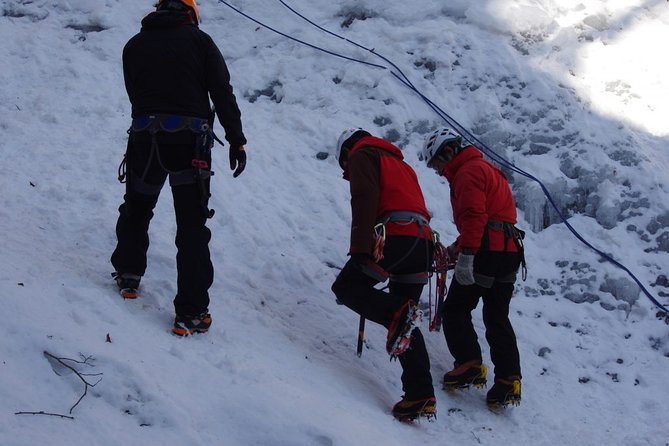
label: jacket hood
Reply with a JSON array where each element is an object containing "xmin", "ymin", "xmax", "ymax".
[
  {"xmin": 342, "ymin": 136, "xmax": 403, "ymax": 180},
  {"xmin": 349, "ymin": 136, "xmax": 404, "ymax": 159},
  {"xmin": 442, "ymin": 145, "xmax": 481, "ymax": 181}
]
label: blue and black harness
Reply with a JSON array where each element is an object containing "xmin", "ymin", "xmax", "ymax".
[{"xmin": 118, "ymin": 112, "xmax": 223, "ymax": 218}]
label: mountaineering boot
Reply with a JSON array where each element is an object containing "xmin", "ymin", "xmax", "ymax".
[
  {"xmin": 486, "ymin": 377, "xmax": 521, "ymax": 409},
  {"xmin": 392, "ymin": 395, "xmax": 437, "ymax": 422},
  {"xmin": 443, "ymin": 360, "xmax": 488, "ymax": 390},
  {"xmin": 386, "ymin": 300, "xmax": 421, "ymax": 357},
  {"xmin": 112, "ymin": 272, "xmax": 141, "ymax": 299},
  {"xmin": 172, "ymin": 312, "xmax": 212, "ymax": 336}
]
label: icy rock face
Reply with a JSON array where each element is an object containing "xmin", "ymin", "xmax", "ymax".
[
  {"xmin": 512, "ymin": 158, "xmax": 651, "ymax": 233},
  {"xmin": 336, "ymin": 5, "xmax": 377, "ymax": 28},
  {"xmin": 656, "ymin": 232, "xmax": 669, "ymax": 253},
  {"xmin": 643, "ymin": 213, "xmax": 669, "ymax": 253},
  {"xmin": 540, "ymin": 261, "xmax": 643, "ymax": 312},
  {"xmin": 470, "ymin": 104, "xmax": 650, "ymax": 234},
  {"xmin": 647, "ymin": 213, "xmax": 669, "ymax": 236},
  {"xmin": 594, "ymin": 179, "xmax": 622, "ymax": 230},
  {"xmin": 517, "ymin": 182, "xmax": 550, "ymax": 232},
  {"xmin": 564, "ymin": 291, "xmax": 600, "ymax": 304},
  {"xmin": 600, "ymin": 277, "xmax": 640, "ymax": 306}
]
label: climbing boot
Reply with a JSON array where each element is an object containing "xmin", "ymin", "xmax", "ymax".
[
  {"xmin": 172, "ymin": 312, "xmax": 212, "ymax": 336},
  {"xmin": 392, "ymin": 395, "xmax": 436, "ymax": 422},
  {"xmin": 486, "ymin": 377, "xmax": 521, "ymax": 409},
  {"xmin": 112, "ymin": 272, "xmax": 141, "ymax": 299},
  {"xmin": 443, "ymin": 360, "xmax": 488, "ymax": 390}
]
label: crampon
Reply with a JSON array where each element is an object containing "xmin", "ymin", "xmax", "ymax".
[
  {"xmin": 386, "ymin": 301, "xmax": 421, "ymax": 358},
  {"xmin": 392, "ymin": 396, "xmax": 437, "ymax": 423},
  {"xmin": 486, "ymin": 377, "xmax": 521, "ymax": 410}
]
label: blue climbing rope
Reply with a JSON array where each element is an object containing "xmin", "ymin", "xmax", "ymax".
[{"xmin": 216, "ymin": 0, "xmax": 669, "ymax": 314}]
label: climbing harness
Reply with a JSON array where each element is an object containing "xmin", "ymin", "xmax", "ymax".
[
  {"xmin": 482, "ymin": 220, "xmax": 528, "ymax": 282},
  {"xmin": 358, "ymin": 211, "xmax": 432, "ymax": 284},
  {"xmin": 118, "ymin": 112, "xmax": 222, "ymax": 218},
  {"xmin": 378, "ymin": 211, "xmax": 432, "ymax": 284}
]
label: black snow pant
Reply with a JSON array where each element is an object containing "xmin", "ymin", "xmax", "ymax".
[
  {"xmin": 331, "ymin": 235, "xmax": 435, "ymax": 400},
  {"xmin": 111, "ymin": 130, "xmax": 213, "ymax": 317},
  {"xmin": 442, "ymin": 251, "xmax": 521, "ymax": 380}
]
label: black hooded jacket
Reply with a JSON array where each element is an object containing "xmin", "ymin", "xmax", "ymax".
[{"xmin": 123, "ymin": 11, "xmax": 246, "ymax": 147}]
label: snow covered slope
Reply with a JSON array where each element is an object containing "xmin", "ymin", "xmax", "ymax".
[{"xmin": 1, "ymin": 0, "xmax": 667, "ymax": 445}]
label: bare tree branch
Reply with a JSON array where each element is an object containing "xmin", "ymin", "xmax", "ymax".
[
  {"xmin": 42, "ymin": 350, "xmax": 103, "ymax": 414},
  {"xmin": 15, "ymin": 411, "xmax": 74, "ymax": 420}
]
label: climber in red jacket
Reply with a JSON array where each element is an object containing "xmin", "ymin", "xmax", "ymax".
[
  {"xmin": 422, "ymin": 127, "xmax": 525, "ymax": 409},
  {"xmin": 331, "ymin": 128, "xmax": 436, "ymax": 422}
]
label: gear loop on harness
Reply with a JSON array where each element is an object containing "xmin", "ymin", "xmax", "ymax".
[
  {"xmin": 486, "ymin": 220, "xmax": 528, "ymax": 281},
  {"xmin": 372, "ymin": 222, "xmax": 386, "ymax": 263},
  {"xmin": 117, "ymin": 153, "xmax": 128, "ymax": 183}
]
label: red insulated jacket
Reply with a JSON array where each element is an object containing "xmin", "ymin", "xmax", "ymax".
[
  {"xmin": 344, "ymin": 136, "xmax": 431, "ymax": 255},
  {"xmin": 441, "ymin": 146, "xmax": 518, "ymax": 253}
]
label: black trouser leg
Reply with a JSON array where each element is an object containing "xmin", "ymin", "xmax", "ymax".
[
  {"xmin": 390, "ymin": 280, "xmax": 433, "ymax": 399},
  {"xmin": 331, "ymin": 237, "xmax": 433, "ymax": 326},
  {"xmin": 111, "ymin": 138, "xmax": 166, "ymax": 276},
  {"xmin": 172, "ymin": 182, "xmax": 213, "ymax": 316},
  {"xmin": 398, "ymin": 328, "xmax": 433, "ymax": 399},
  {"xmin": 482, "ymin": 283, "xmax": 521, "ymax": 379},
  {"xmin": 442, "ymin": 280, "xmax": 483, "ymax": 365},
  {"xmin": 331, "ymin": 236, "xmax": 435, "ymax": 399},
  {"xmin": 331, "ymin": 260, "xmax": 402, "ymax": 326},
  {"xmin": 111, "ymin": 199, "xmax": 157, "ymax": 276}
]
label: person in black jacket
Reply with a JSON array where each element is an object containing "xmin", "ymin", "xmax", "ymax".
[{"xmin": 111, "ymin": 0, "xmax": 247, "ymax": 336}]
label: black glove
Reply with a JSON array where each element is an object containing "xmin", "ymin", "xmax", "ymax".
[
  {"xmin": 446, "ymin": 240, "xmax": 459, "ymax": 262},
  {"xmin": 229, "ymin": 145, "xmax": 246, "ymax": 178}
]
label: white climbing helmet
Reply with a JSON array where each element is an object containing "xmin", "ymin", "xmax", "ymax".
[
  {"xmin": 336, "ymin": 128, "xmax": 367, "ymax": 168},
  {"xmin": 422, "ymin": 127, "xmax": 462, "ymax": 165}
]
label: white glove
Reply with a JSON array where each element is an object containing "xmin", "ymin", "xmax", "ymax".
[{"xmin": 454, "ymin": 253, "xmax": 475, "ymax": 285}]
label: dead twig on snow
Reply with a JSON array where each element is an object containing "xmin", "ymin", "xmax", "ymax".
[
  {"xmin": 15, "ymin": 411, "xmax": 74, "ymax": 420},
  {"xmin": 42, "ymin": 350, "xmax": 103, "ymax": 414}
]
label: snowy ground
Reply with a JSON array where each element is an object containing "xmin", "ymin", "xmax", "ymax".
[{"xmin": 1, "ymin": 0, "xmax": 668, "ymax": 445}]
